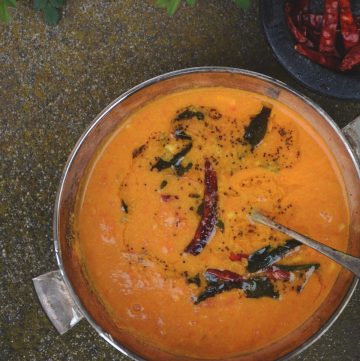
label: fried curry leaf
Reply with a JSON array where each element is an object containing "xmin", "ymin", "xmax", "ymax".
[
  {"xmin": 121, "ymin": 200, "xmax": 128, "ymax": 213},
  {"xmin": 216, "ymin": 219, "xmax": 225, "ymax": 233},
  {"xmin": 151, "ymin": 158, "xmax": 171, "ymax": 172},
  {"xmin": 132, "ymin": 144, "xmax": 146, "ymax": 158},
  {"xmin": 151, "ymin": 142, "xmax": 192, "ymax": 174},
  {"xmin": 159, "ymin": 180, "xmax": 168, "ymax": 189},
  {"xmin": 242, "ymin": 277, "xmax": 279, "ymax": 298},
  {"xmin": 194, "ymin": 277, "xmax": 278, "ymax": 304},
  {"xmin": 247, "ymin": 239, "xmax": 301, "ymax": 273},
  {"xmin": 187, "ymin": 273, "xmax": 201, "ymax": 287},
  {"xmin": 194, "ymin": 282, "xmax": 235, "ymax": 304},
  {"xmin": 275, "ymin": 263, "xmax": 320, "ymax": 272},
  {"xmin": 243, "ymin": 106, "xmax": 272, "ymax": 149},
  {"xmin": 174, "ymin": 128, "xmax": 192, "ymax": 140},
  {"xmin": 174, "ymin": 162, "xmax": 193, "ymax": 176},
  {"xmin": 196, "ymin": 201, "xmax": 204, "ymax": 216},
  {"xmin": 175, "ymin": 108, "xmax": 204, "ymax": 121}
]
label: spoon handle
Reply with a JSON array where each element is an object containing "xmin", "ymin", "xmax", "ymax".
[{"xmin": 252, "ymin": 211, "xmax": 360, "ymax": 279}]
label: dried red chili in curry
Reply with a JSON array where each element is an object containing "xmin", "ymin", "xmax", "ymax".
[{"xmin": 184, "ymin": 158, "xmax": 218, "ymax": 255}]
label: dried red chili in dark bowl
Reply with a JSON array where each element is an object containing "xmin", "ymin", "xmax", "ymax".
[
  {"xmin": 295, "ymin": 43, "xmax": 341, "ymax": 69},
  {"xmin": 319, "ymin": 0, "xmax": 340, "ymax": 55},
  {"xmin": 285, "ymin": 2, "xmax": 315, "ymax": 48},
  {"xmin": 261, "ymin": 0, "xmax": 360, "ymax": 99},
  {"xmin": 284, "ymin": 0, "xmax": 360, "ymax": 72},
  {"xmin": 340, "ymin": 43, "xmax": 360, "ymax": 70},
  {"xmin": 339, "ymin": 0, "xmax": 360, "ymax": 51}
]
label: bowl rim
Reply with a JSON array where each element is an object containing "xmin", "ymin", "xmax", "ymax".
[{"xmin": 53, "ymin": 66, "xmax": 359, "ymax": 361}]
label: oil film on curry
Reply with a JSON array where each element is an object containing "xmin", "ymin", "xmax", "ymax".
[{"xmin": 73, "ymin": 86, "xmax": 349, "ymax": 359}]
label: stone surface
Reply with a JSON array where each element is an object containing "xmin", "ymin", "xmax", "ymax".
[{"xmin": 0, "ymin": 1, "xmax": 359, "ymax": 360}]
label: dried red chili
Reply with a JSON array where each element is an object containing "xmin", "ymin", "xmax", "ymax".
[
  {"xmin": 229, "ymin": 252, "xmax": 248, "ymax": 261},
  {"xmin": 293, "ymin": 0, "xmax": 310, "ymax": 33},
  {"xmin": 285, "ymin": 3, "xmax": 314, "ymax": 48},
  {"xmin": 339, "ymin": 0, "xmax": 360, "ymax": 52},
  {"xmin": 265, "ymin": 267, "xmax": 291, "ymax": 281},
  {"xmin": 295, "ymin": 44, "xmax": 341, "ymax": 69},
  {"xmin": 205, "ymin": 269, "xmax": 244, "ymax": 282},
  {"xmin": 340, "ymin": 44, "xmax": 360, "ymax": 71},
  {"xmin": 295, "ymin": 0, "xmax": 310, "ymax": 14},
  {"xmin": 302, "ymin": 14, "xmax": 360, "ymax": 32},
  {"xmin": 285, "ymin": 0, "xmax": 360, "ymax": 72},
  {"xmin": 307, "ymin": 28, "xmax": 321, "ymax": 47},
  {"xmin": 300, "ymin": 15, "xmax": 322, "ymax": 48},
  {"xmin": 184, "ymin": 158, "xmax": 218, "ymax": 255},
  {"xmin": 302, "ymin": 13, "xmax": 324, "ymax": 31},
  {"xmin": 319, "ymin": 0, "xmax": 340, "ymax": 54}
]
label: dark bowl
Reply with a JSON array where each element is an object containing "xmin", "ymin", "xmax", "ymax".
[{"xmin": 260, "ymin": 0, "xmax": 360, "ymax": 100}]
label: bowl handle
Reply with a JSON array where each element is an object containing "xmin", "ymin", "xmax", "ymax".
[
  {"xmin": 33, "ymin": 270, "xmax": 84, "ymax": 335},
  {"xmin": 343, "ymin": 116, "xmax": 360, "ymax": 162}
]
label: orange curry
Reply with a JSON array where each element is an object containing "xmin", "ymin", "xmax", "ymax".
[{"xmin": 74, "ymin": 87, "xmax": 349, "ymax": 359}]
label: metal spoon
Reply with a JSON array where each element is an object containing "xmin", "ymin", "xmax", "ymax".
[{"xmin": 251, "ymin": 211, "xmax": 360, "ymax": 279}]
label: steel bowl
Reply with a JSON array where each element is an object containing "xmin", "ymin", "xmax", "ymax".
[{"xmin": 33, "ymin": 67, "xmax": 360, "ymax": 361}]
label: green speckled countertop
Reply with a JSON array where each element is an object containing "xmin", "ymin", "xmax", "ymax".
[{"xmin": 1, "ymin": 1, "xmax": 359, "ymax": 360}]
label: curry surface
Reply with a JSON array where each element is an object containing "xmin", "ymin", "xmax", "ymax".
[{"xmin": 74, "ymin": 87, "xmax": 349, "ymax": 359}]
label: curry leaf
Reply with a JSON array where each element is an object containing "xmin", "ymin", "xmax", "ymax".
[
  {"xmin": 33, "ymin": 0, "xmax": 64, "ymax": 26},
  {"xmin": 216, "ymin": 219, "xmax": 225, "ymax": 233},
  {"xmin": 155, "ymin": 0, "xmax": 181, "ymax": 16},
  {"xmin": 155, "ymin": 0, "xmax": 251, "ymax": 15},
  {"xmin": 233, "ymin": 0, "xmax": 251, "ymax": 9},
  {"xmin": 174, "ymin": 161, "xmax": 193, "ymax": 176},
  {"xmin": 194, "ymin": 276, "xmax": 278, "ymax": 304},
  {"xmin": 5, "ymin": 0, "xmax": 16, "ymax": 6},
  {"xmin": 151, "ymin": 143, "xmax": 193, "ymax": 173},
  {"xmin": 276, "ymin": 263, "xmax": 320, "ymax": 272},
  {"xmin": 174, "ymin": 128, "xmax": 192, "ymax": 140},
  {"xmin": 187, "ymin": 273, "xmax": 201, "ymax": 287},
  {"xmin": 243, "ymin": 277, "xmax": 278, "ymax": 298},
  {"xmin": 196, "ymin": 201, "xmax": 204, "ymax": 216},
  {"xmin": 121, "ymin": 200, "xmax": 129, "ymax": 214},
  {"xmin": 168, "ymin": 0, "xmax": 181, "ymax": 15},
  {"xmin": 0, "ymin": 0, "xmax": 16, "ymax": 23},
  {"xmin": 44, "ymin": 3, "xmax": 60, "ymax": 25},
  {"xmin": 160, "ymin": 180, "xmax": 168, "ymax": 189},
  {"xmin": 247, "ymin": 239, "xmax": 302, "ymax": 273},
  {"xmin": 175, "ymin": 108, "xmax": 204, "ymax": 121},
  {"xmin": 50, "ymin": 0, "xmax": 64, "ymax": 7},
  {"xmin": 34, "ymin": 0, "xmax": 46, "ymax": 10},
  {"xmin": 243, "ymin": 106, "xmax": 272, "ymax": 150},
  {"xmin": 0, "ymin": 5, "xmax": 10, "ymax": 23}
]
